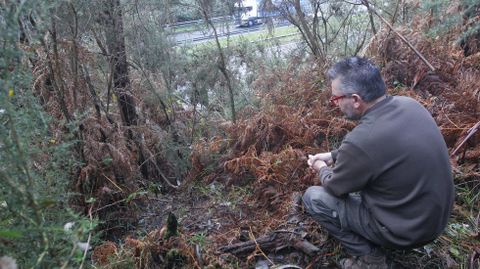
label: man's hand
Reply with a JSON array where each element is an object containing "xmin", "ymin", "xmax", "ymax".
[
  {"xmin": 308, "ymin": 158, "xmax": 327, "ymax": 172},
  {"xmin": 308, "ymin": 152, "xmax": 333, "ymax": 166},
  {"xmin": 307, "ymin": 152, "xmax": 332, "ymax": 172}
]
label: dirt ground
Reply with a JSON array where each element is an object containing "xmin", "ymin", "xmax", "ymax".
[{"xmin": 134, "ymin": 178, "xmax": 458, "ymax": 269}]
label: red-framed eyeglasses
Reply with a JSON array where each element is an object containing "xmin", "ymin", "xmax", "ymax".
[{"xmin": 329, "ymin": 95, "xmax": 347, "ymax": 106}]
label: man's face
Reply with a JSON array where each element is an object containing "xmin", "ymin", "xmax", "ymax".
[{"xmin": 331, "ymin": 78, "xmax": 362, "ymax": 120}]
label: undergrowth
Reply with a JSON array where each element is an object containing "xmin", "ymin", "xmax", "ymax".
[{"xmin": 2, "ymin": 1, "xmax": 480, "ymax": 268}]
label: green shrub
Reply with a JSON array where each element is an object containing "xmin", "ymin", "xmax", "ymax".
[{"xmin": 0, "ymin": 1, "xmax": 93, "ymax": 267}]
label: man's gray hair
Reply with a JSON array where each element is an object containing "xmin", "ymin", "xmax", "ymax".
[{"xmin": 327, "ymin": 57, "xmax": 386, "ymax": 102}]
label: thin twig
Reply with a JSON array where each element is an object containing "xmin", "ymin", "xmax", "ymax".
[
  {"xmin": 272, "ymin": 230, "xmax": 302, "ymax": 236},
  {"xmin": 102, "ymin": 173, "xmax": 125, "ymax": 193},
  {"xmin": 60, "ymin": 243, "xmax": 77, "ymax": 269},
  {"xmin": 142, "ymin": 146, "xmax": 179, "ymax": 189},
  {"xmin": 451, "ymin": 120, "xmax": 480, "ymax": 156},
  {"xmin": 93, "ymin": 198, "xmax": 126, "ymax": 214},
  {"xmin": 249, "ymin": 226, "xmax": 275, "ymax": 266},
  {"xmin": 442, "ymin": 105, "xmax": 460, "ymax": 129},
  {"xmin": 79, "ymin": 206, "xmax": 94, "ymax": 269}
]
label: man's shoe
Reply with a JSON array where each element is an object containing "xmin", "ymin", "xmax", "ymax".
[{"xmin": 340, "ymin": 253, "xmax": 388, "ymax": 269}]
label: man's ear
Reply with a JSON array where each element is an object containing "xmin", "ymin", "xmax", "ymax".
[{"xmin": 352, "ymin": 94, "xmax": 363, "ymax": 108}]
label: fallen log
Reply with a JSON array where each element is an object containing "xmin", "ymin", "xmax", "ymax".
[
  {"xmin": 220, "ymin": 192, "xmax": 320, "ymax": 257},
  {"xmin": 219, "ymin": 230, "xmax": 320, "ymax": 257}
]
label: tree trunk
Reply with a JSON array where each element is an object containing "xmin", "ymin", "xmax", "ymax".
[
  {"xmin": 103, "ymin": 0, "xmax": 138, "ymax": 127},
  {"xmin": 364, "ymin": 0, "xmax": 377, "ymax": 35},
  {"xmin": 292, "ymin": 0, "xmax": 323, "ymax": 60},
  {"xmin": 199, "ymin": 0, "xmax": 236, "ymax": 124},
  {"xmin": 279, "ymin": 0, "xmax": 324, "ymax": 60}
]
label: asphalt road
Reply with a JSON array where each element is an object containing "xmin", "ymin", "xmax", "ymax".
[{"xmin": 173, "ymin": 21, "xmax": 290, "ymax": 45}]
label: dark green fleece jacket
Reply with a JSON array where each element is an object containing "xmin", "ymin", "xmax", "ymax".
[{"xmin": 319, "ymin": 95, "xmax": 454, "ymax": 248}]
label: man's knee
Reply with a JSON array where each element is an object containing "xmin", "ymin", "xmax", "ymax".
[{"xmin": 303, "ymin": 186, "xmax": 339, "ymax": 214}]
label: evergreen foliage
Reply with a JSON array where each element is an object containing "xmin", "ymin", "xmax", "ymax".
[{"xmin": 0, "ymin": 2, "xmax": 93, "ymax": 267}]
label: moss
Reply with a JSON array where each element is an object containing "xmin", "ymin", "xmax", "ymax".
[
  {"xmin": 163, "ymin": 212, "xmax": 178, "ymax": 239},
  {"xmin": 165, "ymin": 248, "xmax": 187, "ymax": 268}
]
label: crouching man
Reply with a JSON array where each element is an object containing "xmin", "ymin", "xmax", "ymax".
[{"xmin": 303, "ymin": 57, "xmax": 454, "ymax": 269}]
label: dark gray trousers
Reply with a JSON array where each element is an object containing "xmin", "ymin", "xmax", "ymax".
[{"xmin": 303, "ymin": 186, "xmax": 387, "ymax": 256}]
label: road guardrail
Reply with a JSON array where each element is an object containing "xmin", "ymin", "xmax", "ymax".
[{"xmin": 175, "ymin": 21, "xmax": 292, "ymax": 45}]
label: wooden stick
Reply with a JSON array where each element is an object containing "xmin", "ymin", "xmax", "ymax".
[
  {"xmin": 451, "ymin": 120, "xmax": 480, "ymax": 156},
  {"xmin": 250, "ymin": 226, "xmax": 275, "ymax": 266},
  {"xmin": 219, "ymin": 229, "xmax": 320, "ymax": 257},
  {"xmin": 293, "ymin": 239, "xmax": 320, "ymax": 256},
  {"xmin": 362, "ymin": 0, "xmax": 436, "ymax": 72},
  {"xmin": 79, "ymin": 206, "xmax": 94, "ymax": 269}
]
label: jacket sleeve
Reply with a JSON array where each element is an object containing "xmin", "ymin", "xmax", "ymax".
[
  {"xmin": 318, "ymin": 141, "xmax": 375, "ymax": 197},
  {"xmin": 331, "ymin": 149, "xmax": 339, "ymax": 162}
]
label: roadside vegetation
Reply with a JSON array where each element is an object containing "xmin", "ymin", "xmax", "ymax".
[
  {"xmin": 190, "ymin": 25, "xmax": 301, "ymax": 48},
  {"xmin": 1, "ymin": 0, "xmax": 479, "ymax": 268}
]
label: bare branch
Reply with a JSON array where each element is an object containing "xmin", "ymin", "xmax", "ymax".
[{"xmin": 361, "ymin": 0, "xmax": 436, "ymax": 72}]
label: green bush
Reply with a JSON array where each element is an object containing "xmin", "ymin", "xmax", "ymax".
[{"xmin": 0, "ymin": 1, "xmax": 93, "ymax": 268}]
